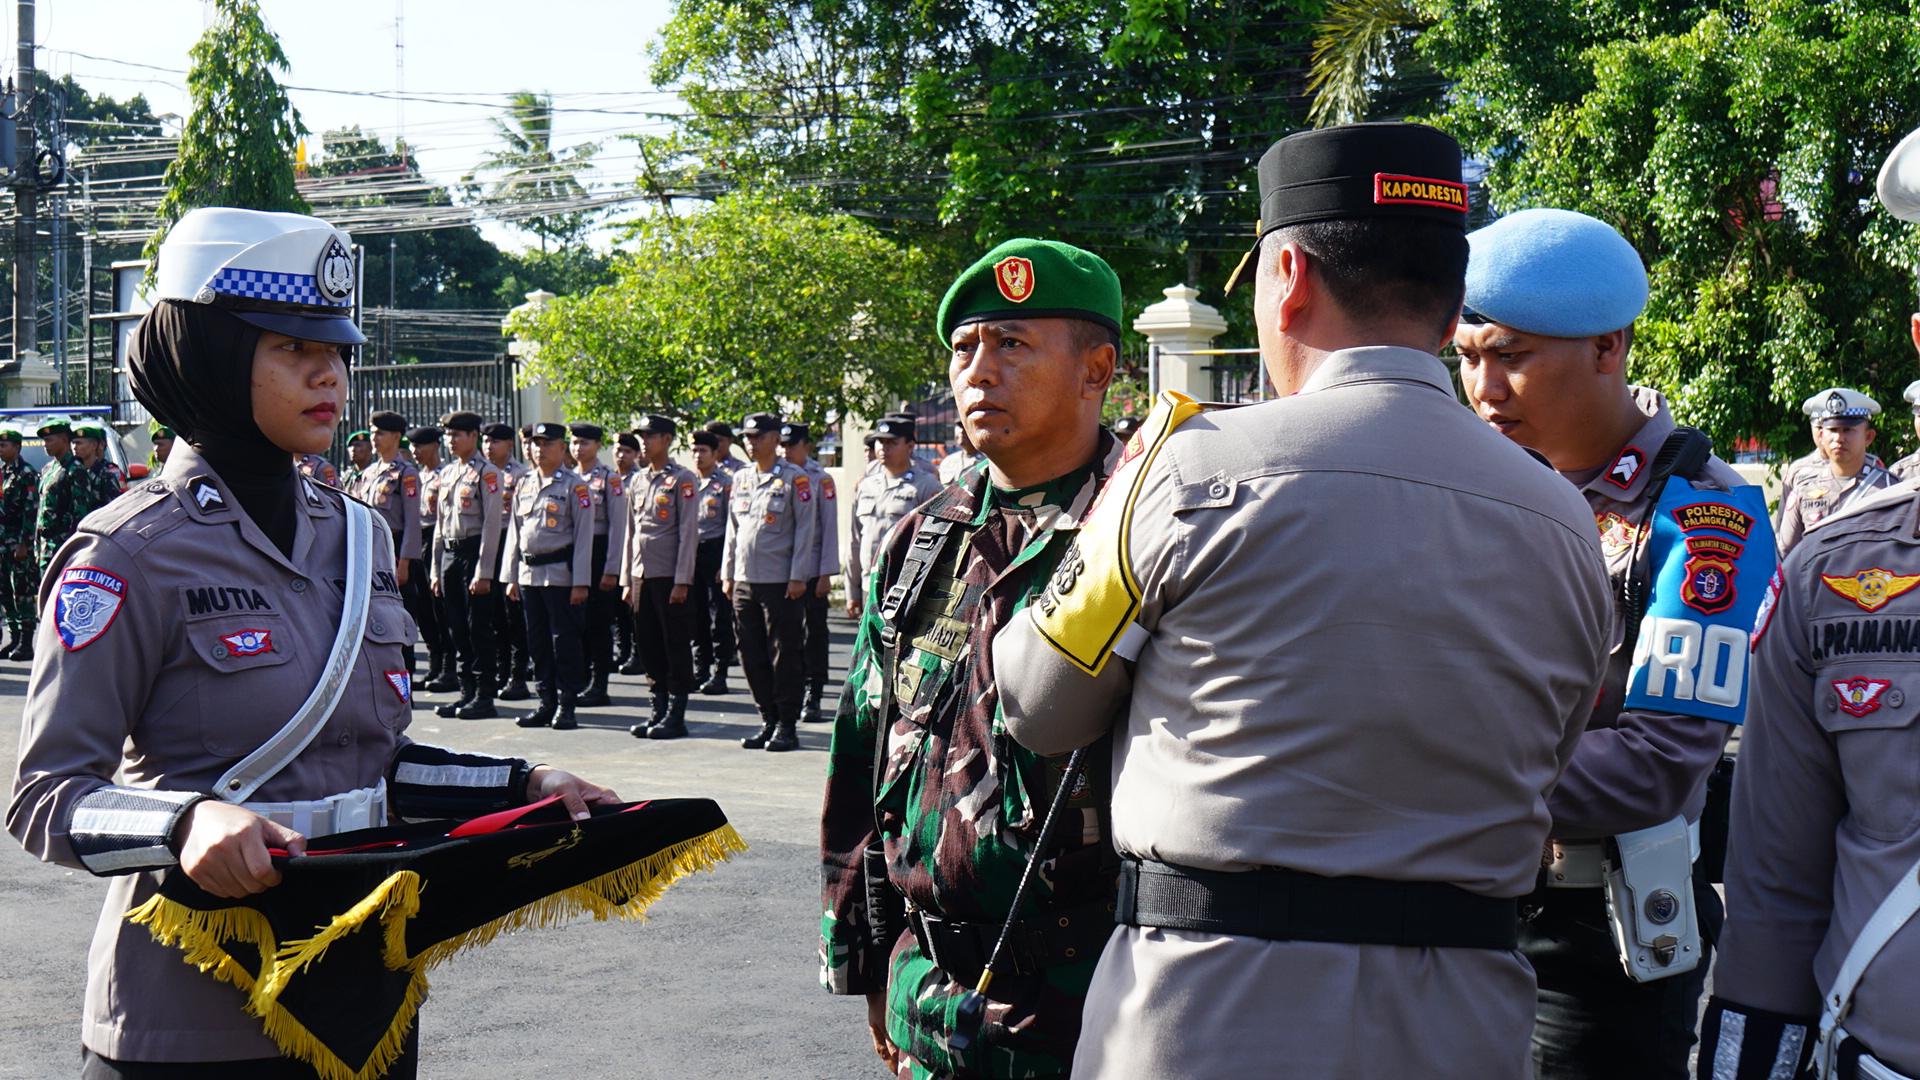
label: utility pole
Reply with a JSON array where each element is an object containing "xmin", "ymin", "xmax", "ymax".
[{"xmin": 12, "ymin": 0, "xmax": 37, "ymax": 366}]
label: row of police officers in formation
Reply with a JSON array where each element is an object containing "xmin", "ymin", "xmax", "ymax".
[
  {"xmin": 805, "ymin": 120, "xmax": 1920, "ymax": 1080},
  {"xmin": 284, "ymin": 407, "xmax": 954, "ymax": 752}
]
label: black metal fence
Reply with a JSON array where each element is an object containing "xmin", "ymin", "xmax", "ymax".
[{"xmin": 332, "ymin": 358, "xmax": 519, "ymax": 463}]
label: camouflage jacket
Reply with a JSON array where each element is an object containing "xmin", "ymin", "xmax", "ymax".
[
  {"xmin": 38, "ymin": 455, "xmax": 117, "ymax": 564},
  {"xmin": 820, "ymin": 433, "xmax": 1121, "ymax": 1080},
  {"xmin": 0, "ymin": 455, "xmax": 39, "ymax": 548}
]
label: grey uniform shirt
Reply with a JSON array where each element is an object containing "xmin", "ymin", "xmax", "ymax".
[
  {"xmin": 354, "ymin": 454, "xmax": 423, "ymax": 563},
  {"xmin": 695, "ymin": 469, "xmax": 731, "ymax": 542},
  {"xmin": 846, "ymin": 465, "xmax": 943, "ymax": 596},
  {"xmin": 994, "ymin": 347, "xmax": 1612, "ymax": 1079},
  {"xmin": 1713, "ymin": 484, "xmax": 1920, "ymax": 1073},
  {"xmin": 501, "ymin": 466, "xmax": 595, "ymax": 588},
  {"xmin": 1889, "ymin": 450, "xmax": 1920, "ymax": 482},
  {"xmin": 1555, "ymin": 387, "xmax": 1743, "ymax": 838},
  {"xmin": 621, "ymin": 460, "xmax": 700, "ymax": 586},
  {"xmin": 720, "ymin": 459, "xmax": 820, "ymax": 584},
  {"xmin": 794, "ymin": 458, "xmax": 840, "ymax": 582},
  {"xmin": 578, "ymin": 461, "xmax": 629, "ymax": 580},
  {"xmin": 429, "ymin": 453, "xmax": 503, "ymax": 586},
  {"xmin": 1777, "ymin": 458, "xmax": 1897, "ymax": 555},
  {"xmin": 6, "ymin": 444, "xmax": 421, "ymax": 1061},
  {"xmin": 418, "ymin": 461, "xmax": 443, "ymax": 531}
]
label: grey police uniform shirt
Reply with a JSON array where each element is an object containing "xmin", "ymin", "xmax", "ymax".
[
  {"xmin": 501, "ymin": 466, "xmax": 595, "ymax": 588},
  {"xmin": 795, "ymin": 457, "xmax": 840, "ymax": 583},
  {"xmin": 579, "ymin": 461, "xmax": 629, "ymax": 580},
  {"xmin": 845, "ymin": 464, "xmax": 943, "ymax": 596},
  {"xmin": 1889, "ymin": 449, "xmax": 1920, "ymax": 483},
  {"xmin": 418, "ymin": 460, "xmax": 443, "ymax": 530},
  {"xmin": 354, "ymin": 453, "xmax": 423, "ymax": 563},
  {"xmin": 720, "ymin": 459, "xmax": 820, "ymax": 585},
  {"xmin": 7, "ymin": 444, "xmax": 421, "ymax": 1061},
  {"xmin": 695, "ymin": 469, "xmax": 731, "ymax": 542},
  {"xmin": 621, "ymin": 460, "xmax": 699, "ymax": 587},
  {"xmin": 1712, "ymin": 483, "xmax": 1920, "ymax": 1074},
  {"xmin": 1777, "ymin": 457, "xmax": 1897, "ymax": 555},
  {"xmin": 994, "ymin": 346, "xmax": 1612, "ymax": 1079},
  {"xmin": 429, "ymin": 453, "xmax": 503, "ymax": 587},
  {"xmin": 1558, "ymin": 387, "xmax": 1743, "ymax": 839}
]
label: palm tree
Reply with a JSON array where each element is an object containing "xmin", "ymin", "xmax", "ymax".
[
  {"xmin": 1304, "ymin": 0, "xmax": 1435, "ymax": 128},
  {"xmin": 464, "ymin": 92, "xmax": 600, "ymax": 251}
]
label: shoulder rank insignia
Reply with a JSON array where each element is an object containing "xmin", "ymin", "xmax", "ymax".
[
  {"xmin": 1834, "ymin": 676, "xmax": 1891, "ymax": 717},
  {"xmin": 1821, "ymin": 567, "xmax": 1920, "ymax": 612},
  {"xmin": 1606, "ymin": 445, "xmax": 1644, "ymax": 489}
]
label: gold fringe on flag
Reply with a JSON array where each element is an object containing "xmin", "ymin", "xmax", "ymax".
[{"xmin": 126, "ymin": 823, "xmax": 749, "ymax": 1080}]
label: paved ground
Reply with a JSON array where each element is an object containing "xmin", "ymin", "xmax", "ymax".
[{"xmin": 0, "ymin": 620, "xmax": 882, "ymax": 1080}]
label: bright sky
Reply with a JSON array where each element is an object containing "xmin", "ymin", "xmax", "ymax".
[{"xmin": 25, "ymin": 0, "xmax": 682, "ymax": 248}]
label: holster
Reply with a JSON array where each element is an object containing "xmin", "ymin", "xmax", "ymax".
[{"xmin": 1602, "ymin": 815, "xmax": 1702, "ymax": 983}]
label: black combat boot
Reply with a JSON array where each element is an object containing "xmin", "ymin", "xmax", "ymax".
[
  {"xmin": 0, "ymin": 629, "xmax": 17, "ymax": 660},
  {"xmin": 766, "ymin": 708, "xmax": 800, "ymax": 753},
  {"xmin": 577, "ymin": 672, "xmax": 613, "ymax": 708},
  {"xmin": 692, "ymin": 660, "xmax": 712, "ymax": 691},
  {"xmin": 649, "ymin": 694, "xmax": 689, "ymax": 740},
  {"xmin": 435, "ymin": 677, "xmax": 475, "ymax": 718},
  {"xmin": 551, "ymin": 691, "xmax": 579, "ymax": 731},
  {"xmin": 456, "ymin": 686, "xmax": 497, "ymax": 720},
  {"xmin": 516, "ymin": 691, "xmax": 557, "ymax": 728},
  {"xmin": 699, "ymin": 661, "xmax": 731, "ymax": 696},
  {"xmin": 498, "ymin": 673, "xmax": 531, "ymax": 701},
  {"xmin": 741, "ymin": 710, "xmax": 777, "ymax": 750},
  {"xmin": 630, "ymin": 691, "xmax": 668, "ymax": 738},
  {"xmin": 11, "ymin": 634, "xmax": 32, "ymax": 664},
  {"xmin": 425, "ymin": 655, "xmax": 459, "ymax": 693},
  {"xmin": 802, "ymin": 681, "xmax": 828, "ymax": 723},
  {"xmin": 619, "ymin": 653, "xmax": 645, "ymax": 676}
]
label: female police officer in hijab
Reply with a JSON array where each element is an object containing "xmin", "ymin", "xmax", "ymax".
[{"xmin": 6, "ymin": 207, "xmax": 619, "ymax": 1078}]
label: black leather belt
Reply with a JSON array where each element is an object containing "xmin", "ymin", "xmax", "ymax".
[
  {"xmin": 525, "ymin": 546, "xmax": 574, "ymax": 567},
  {"xmin": 1117, "ymin": 857, "xmax": 1519, "ymax": 950},
  {"xmin": 448, "ymin": 535, "xmax": 482, "ymax": 557},
  {"xmin": 907, "ymin": 897, "xmax": 1116, "ymax": 988}
]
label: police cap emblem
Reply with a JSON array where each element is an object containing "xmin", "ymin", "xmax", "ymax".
[{"xmin": 317, "ymin": 236, "xmax": 355, "ymax": 305}]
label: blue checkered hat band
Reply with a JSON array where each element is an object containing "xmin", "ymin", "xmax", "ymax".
[{"xmin": 207, "ymin": 268, "xmax": 350, "ymax": 308}]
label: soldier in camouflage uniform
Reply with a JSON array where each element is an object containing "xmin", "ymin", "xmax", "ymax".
[
  {"xmin": 820, "ymin": 238, "xmax": 1126, "ymax": 1079},
  {"xmin": 74, "ymin": 423, "xmax": 125, "ymax": 504},
  {"xmin": 0, "ymin": 427, "xmax": 39, "ymax": 660},
  {"xmin": 35, "ymin": 418, "xmax": 91, "ymax": 571}
]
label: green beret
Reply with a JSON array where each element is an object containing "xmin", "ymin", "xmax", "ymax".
[
  {"xmin": 148, "ymin": 420, "xmax": 174, "ymax": 439},
  {"xmin": 36, "ymin": 418, "xmax": 70, "ymax": 437},
  {"xmin": 347, "ymin": 429, "xmax": 371, "ymax": 443},
  {"xmin": 73, "ymin": 423, "xmax": 107, "ymax": 441},
  {"xmin": 0, "ymin": 428, "xmax": 22, "ymax": 443},
  {"xmin": 936, "ymin": 238, "xmax": 1122, "ymax": 344}
]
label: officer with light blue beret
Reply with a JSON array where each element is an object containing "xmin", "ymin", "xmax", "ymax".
[{"xmin": 1456, "ymin": 206, "xmax": 1769, "ymax": 1080}]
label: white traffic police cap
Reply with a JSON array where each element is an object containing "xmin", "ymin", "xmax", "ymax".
[
  {"xmin": 1878, "ymin": 126, "xmax": 1920, "ymax": 222},
  {"xmin": 153, "ymin": 207, "xmax": 366, "ymax": 345},
  {"xmin": 1804, "ymin": 387, "xmax": 1881, "ymax": 424}
]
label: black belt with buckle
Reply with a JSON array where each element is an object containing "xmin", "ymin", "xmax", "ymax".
[
  {"xmin": 1117, "ymin": 857, "xmax": 1519, "ymax": 950},
  {"xmin": 525, "ymin": 546, "xmax": 574, "ymax": 567},
  {"xmin": 907, "ymin": 897, "xmax": 1116, "ymax": 988}
]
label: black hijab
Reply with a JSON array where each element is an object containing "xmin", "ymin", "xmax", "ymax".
[{"xmin": 130, "ymin": 300, "xmax": 298, "ymax": 556}]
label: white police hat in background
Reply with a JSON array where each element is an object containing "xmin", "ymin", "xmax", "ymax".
[
  {"xmin": 1805, "ymin": 387, "xmax": 1881, "ymax": 424},
  {"xmin": 153, "ymin": 207, "xmax": 366, "ymax": 345},
  {"xmin": 1877, "ymin": 126, "xmax": 1920, "ymax": 223},
  {"xmin": 1902, "ymin": 379, "xmax": 1920, "ymax": 408}
]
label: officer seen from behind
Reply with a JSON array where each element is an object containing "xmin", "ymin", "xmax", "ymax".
[{"xmin": 0, "ymin": 427, "xmax": 37, "ymax": 661}]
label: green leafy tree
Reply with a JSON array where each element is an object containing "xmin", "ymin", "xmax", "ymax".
[
  {"xmin": 463, "ymin": 92, "xmax": 600, "ymax": 252},
  {"xmin": 507, "ymin": 191, "xmax": 939, "ymax": 427},
  {"xmin": 650, "ymin": 0, "xmax": 1328, "ymax": 336},
  {"xmin": 1422, "ymin": 1, "xmax": 1920, "ymax": 463},
  {"xmin": 144, "ymin": 0, "xmax": 306, "ymax": 261}
]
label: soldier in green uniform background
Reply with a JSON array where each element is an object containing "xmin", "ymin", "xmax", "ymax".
[
  {"xmin": 147, "ymin": 422, "xmax": 176, "ymax": 478},
  {"xmin": 73, "ymin": 423, "xmax": 125, "ymax": 503},
  {"xmin": 0, "ymin": 427, "xmax": 39, "ymax": 660},
  {"xmin": 35, "ymin": 418, "xmax": 88, "ymax": 573},
  {"xmin": 342, "ymin": 428, "xmax": 373, "ymax": 491},
  {"xmin": 819, "ymin": 238, "xmax": 1126, "ymax": 1079}
]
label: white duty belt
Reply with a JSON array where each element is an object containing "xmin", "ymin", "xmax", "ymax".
[
  {"xmin": 1817, "ymin": 857, "xmax": 1920, "ymax": 1080},
  {"xmin": 212, "ymin": 499, "xmax": 381, "ymax": 808},
  {"xmin": 245, "ymin": 780, "xmax": 387, "ymax": 839}
]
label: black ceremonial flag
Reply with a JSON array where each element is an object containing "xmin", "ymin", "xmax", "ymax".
[{"xmin": 127, "ymin": 797, "xmax": 747, "ymax": 1080}]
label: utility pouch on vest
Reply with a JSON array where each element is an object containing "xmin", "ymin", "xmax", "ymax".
[{"xmin": 1603, "ymin": 815, "xmax": 1702, "ymax": 983}]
